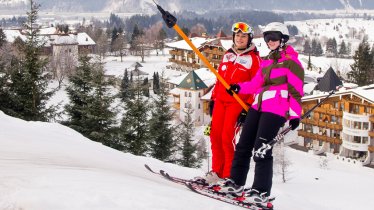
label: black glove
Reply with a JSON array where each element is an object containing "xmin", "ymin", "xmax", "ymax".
[
  {"xmin": 289, "ymin": 118, "xmax": 300, "ymax": 130},
  {"xmin": 226, "ymin": 84, "xmax": 241, "ymax": 96},
  {"xmin": 236, "ymin": 109, "xmax": 247, "ymax": 126},
  {"xmin": 209, "ymin": 100, "xmax": 214, "ymax": 116}
]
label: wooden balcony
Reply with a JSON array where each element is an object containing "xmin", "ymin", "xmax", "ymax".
[
  {"xmin": 369, "ymin": 130, "xmax": 374, "ymax": 137},
  {"xmin": 326, "ymin": 109, "xmax": 343, "ymax": 116},
  {"xmin": 187, "ymin": 53, "xmax": 196, "ymax": 59},
  {"xmin": 369, "ymin": 146, "xmax": 374, "ymax": 152},
  {"xmin": 204, "ymin": 49, "xmax": 225, "ymax": 56},
  {"xmin": 370, "ymin": 115, "xmax": 374, "ymax": 123},
  {"xmin": 314, "ymin": 107, "xmax": 327, "ymax": 114},
  {"xmin": 172, "ymin": 103, "xmax": 180, "ymax": 110},
  {"xmin": 298, "ymin": 130, "xmax": 342, "ymax": 144},
  {"xmin": 326, "ymin": 123, "xmax": 343, "ymax": 131},
  {"xmin": 169, "ymin": 50, "xmax": 184, "ymax": 56}
]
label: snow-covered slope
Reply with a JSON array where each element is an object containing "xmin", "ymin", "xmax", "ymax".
[{"xmin": 1, "ymin": 110, "xmax": 374, "ymax": 210}]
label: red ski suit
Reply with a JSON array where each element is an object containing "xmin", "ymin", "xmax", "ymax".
[{"xmin": 210, "ymin": 44, "xmax": 261, "ymax": 178}]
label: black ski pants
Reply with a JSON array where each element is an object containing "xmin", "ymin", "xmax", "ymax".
[{"xmin": 230, "ymin": 108, "xmax": 286, "ymax": 196}]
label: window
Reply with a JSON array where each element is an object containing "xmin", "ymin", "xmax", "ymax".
[
  {"xmin": 363, "ymin": 122, "xmax": 369, "ymax": 130},
  {"xmin": 340, "ymin": 103, "xmax": 344, "ymax": 111},
  {"xmin": 331, "ymin": 116, "xmax": 337, "ymax": 123},
  {"xmin": 185, "ymin": 92, "xmax": 187, "ymax": 97},
  {"xmin": 344, "ymin": 119, "xmax": 350, "ymax": 127},
  {"xmin": 353, "ymin": 136, "xmax": 361, "ymax": 143},
  {"xmin": 198, "ymin": 103, "xmax": 200, "ymax": 109},
  {"xmin": 362, "ymin": 137, "xmax": 368, "ymax": 144},
  {"xmin": 353, "ymin": 121, "xmax": 361, "ymax": 129},
  {"xmin": 350, "ymin": 104, "xmax": 359, "ymax": 114},
  {"xmin": 198, "ymin": 92, "xmax": 201, "ymax": 97},
  {"xmin": 333, "ymin": 101, "xmax": 338, "ymax": 109},
  {"xmin": 365, "ymin": 106, "xmax": 371, "ymax": 114},
  {"xmin": 189, "ymin": 92, "xmax": 192, "ymax": 97}
]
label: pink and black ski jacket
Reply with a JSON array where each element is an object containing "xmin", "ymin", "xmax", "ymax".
[{"xmin": 237, "ymin": 45, "xmax": 304, "ymax": 120}]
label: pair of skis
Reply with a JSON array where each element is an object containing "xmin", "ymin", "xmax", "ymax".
[{"xmin": 145, "ymin": 164, "xmax": 274, "ymax": 210}]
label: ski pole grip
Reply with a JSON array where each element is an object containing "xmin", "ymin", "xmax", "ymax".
[{"xmin": 155, "ymin": 2, "xmax": 177, "ymax": 28}]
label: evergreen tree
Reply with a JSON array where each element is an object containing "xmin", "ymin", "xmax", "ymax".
[
  {"xmin": 326, "ymin": 38, "xmax": 338, "ymax": 57},
  {"xmin": 149, "ymin": 76, "xmax": 175, "ymax": 162},
  {"xmin": 119, "ymin": 68, "xmax": 130, "ymax": 102},
  {"xmin": 64, "ymin": 56, "xmax": 117, "ymax": 145},
  {"xmin": 153, "ymin": 72, "xmax": 160, "ymax": 94},
  {"xmin": 332, "ymin": 38, "xmax": 338, "ymax": 56},
  {"xmin": 348, "ymin": 38, "xmax": 373, "ymax": 86},
  {"xmin": 303, "ymin": 39, "xmax": 311, "ymax": 55},
  {"xmin": 64, "ymin": 56, "xmax": 95, "ymax": 136},
  {"xmin": 176, "ymin": 107, "xmax": 200, "ymax": 168},
  {"xmin": 196, "ymin": 138, "xmax": 208, "ymax": 163},
  {"xmin": 307, "ymin": 53, "xmax": 312, "ymax": 71},
  {"xmin": 142, "ymin": 77, "xmax": 149, "ymax": 97},
  {"xmin": 0, "ymin": 28, "xmax": 6, "ymax": 47},
  {"xmin": 325, "ymin": 38, "xmax": 333, "ymax": 56},
  {"xmin": 86, "ymin": 60, "xmax": 117, "ymax": 145},
  {"xmin": 315, "ymin": 41, "xmax": 323, "ymax": 56},
  {"xmin": 0, "ymin": 49, "xmax": 12, "ymax": 114},
  {"xmin": 339, "ymin": 40, "xmax": 348, "ymax": 57},
  {"xmin": 119, "ymin": 76, "xmax": 149, "ymax": 155},
  {"xmin": 129, "ymin": 24, "xmax": 144, "ymax": 52},
  {"xmin": 5, "ymin": 0, "xmax": 56, "ymax": 121},
  {"xmin": 311, "ymin": 39, "xmax": 317, "ymax": 56}
]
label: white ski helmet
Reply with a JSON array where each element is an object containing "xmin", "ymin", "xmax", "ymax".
[{"xmin": 263, "ymin": 22, "xmax": 289, "ymax": 43}]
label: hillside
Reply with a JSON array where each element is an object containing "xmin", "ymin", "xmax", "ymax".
[{"xmin": 1, "ymin": 110, "xmax": 374, "ymax": 210}]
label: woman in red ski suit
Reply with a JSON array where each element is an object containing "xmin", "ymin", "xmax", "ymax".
[{"xmin": 208, "ymin": 22, "xmax": 261, "ymax": 182}]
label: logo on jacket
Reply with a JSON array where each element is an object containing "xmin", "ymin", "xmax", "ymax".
[
  {"xmin": 223, "ymin": 53, "xmax": 236, "ymax": 62},
  {"xmin": 236, "ymin": 55, "xmax": 253, "ymax": 69}
]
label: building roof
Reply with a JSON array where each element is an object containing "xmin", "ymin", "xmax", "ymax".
[
  {"xmin": 165, "ymin": 37, "xmax": 213, "ymax": 51},
  {"xmin": 216, "ymin": 29, "xmax": 228, "ymax": 38},
  {"xmin": 168, "ymin": 68, "xmax": 216, "ymax": 88},
  {"xmin": 74, "ymin": 32, "xmax": 95, "ymax": 46},
  {"xmin": 130, "ymin": 62, "xmax": 143, "ymax": 69},
  {"xmin": 178, "ymin": 70, "xmax": 208, "ymax": 90},
  {"xmin": 315, "ymin": 67, "xmax": 343, "ymax": 92},
  {"xmin": 53, "ymin": 34, "xmax": 78, "ymax": 45},
  {"xmin": 302, "ymin": 84, "xmax": 374, "ymax": 104}
]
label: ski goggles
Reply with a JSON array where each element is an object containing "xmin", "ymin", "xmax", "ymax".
[
  {"xmin": 264, "ymin": 32, "xmax": 283, "ymax": 42},
  {"xmin": 231, "ymin": 22, "xmax": 253, "ymax": 34}
]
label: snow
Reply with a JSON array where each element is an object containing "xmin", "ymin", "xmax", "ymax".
[
  {"xmin": 1, "ymin": 110, "xmax": 374, "ymax": 210},
  {"xmin": 75, "ymin": 32, "xmax": 96, "ymax": 46},
  {"xmin": 166, "ymin": 37, "xmax": 214, "ymax": 51}
]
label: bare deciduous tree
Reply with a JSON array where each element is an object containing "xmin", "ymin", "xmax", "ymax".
[
  {"xmin": 274, "ymin": 142, "xmax": 292, "ymax": 183},
  {"xmin": 112, "ymin": 32, "xmax": 126, "ymax": 62}
]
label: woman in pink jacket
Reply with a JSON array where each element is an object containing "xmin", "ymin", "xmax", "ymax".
[
  {"xmin": 217, "ymin": 22, "xmax": 304, "ymax": 205},
  {"xmin": 195, "ymin": 22, "xmax": 261, "ymax": 186}
]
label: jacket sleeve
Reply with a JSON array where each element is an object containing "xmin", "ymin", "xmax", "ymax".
[
  {"xmin": 238, "ymin": 64, "xmax": 264, "ymax": 95},
  {"xmin": 245, "ymin": 53, "xmax": 261, "ymax": 104},
  {"xmin": 286, "ymin": 61, "xmax": 304, "ymax": 120}
]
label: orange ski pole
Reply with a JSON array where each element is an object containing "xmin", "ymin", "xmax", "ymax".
[{"xmin": 153, "ymin": 1, "xmax": 249, "ymax": 111}]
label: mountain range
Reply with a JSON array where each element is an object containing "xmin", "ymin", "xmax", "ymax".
[{"xmin": 1, "ymin": 0, "xmax": 374, "ymax": 13}]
